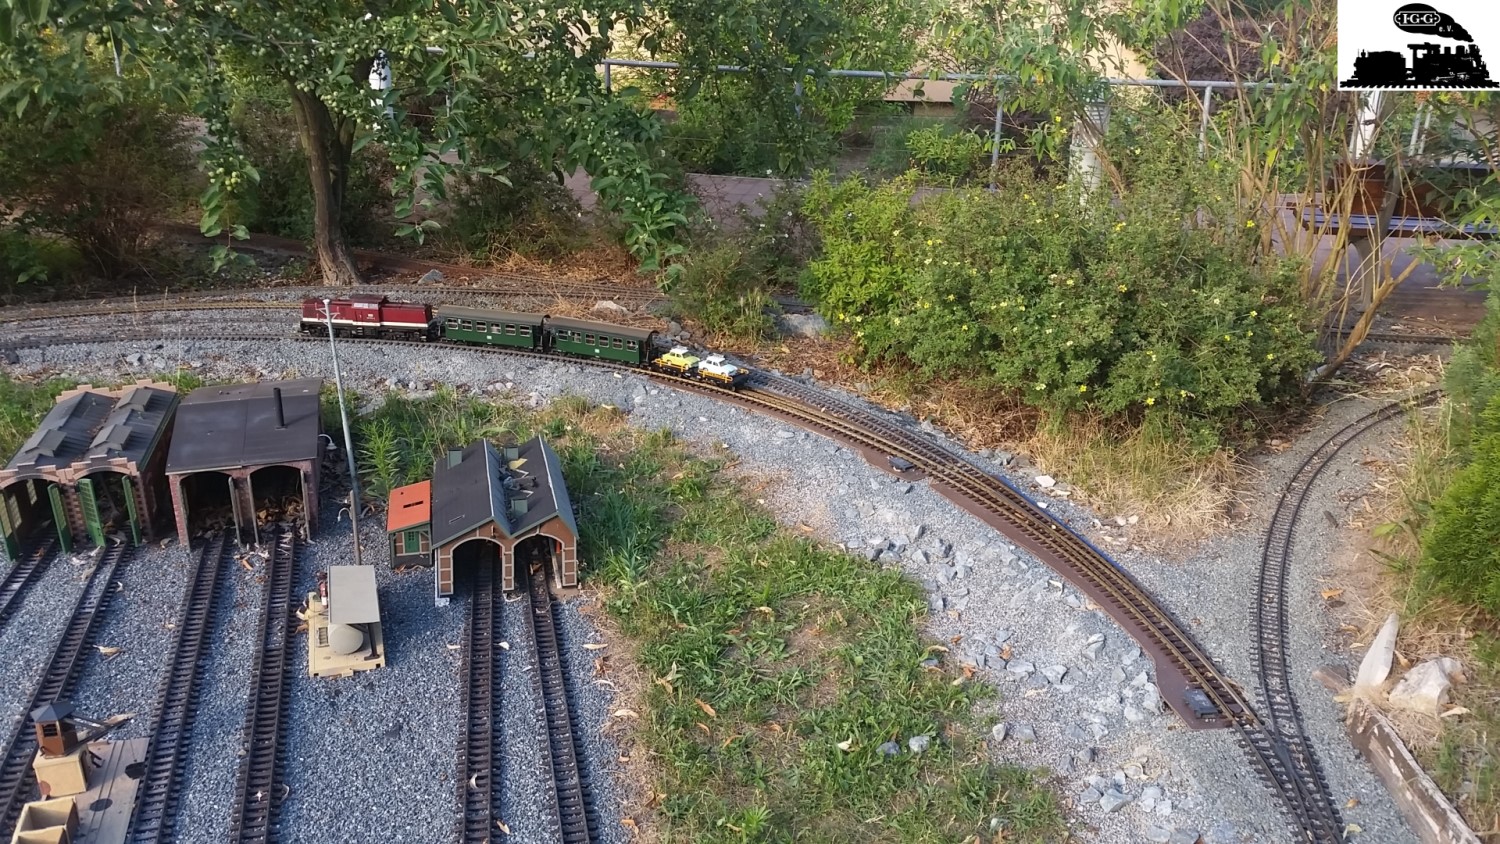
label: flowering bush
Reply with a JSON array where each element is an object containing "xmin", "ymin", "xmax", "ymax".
[{"xmin": 800, "ymin": 129, "xmax": 1321, "ymax": 446}]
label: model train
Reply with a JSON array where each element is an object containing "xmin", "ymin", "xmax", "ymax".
[{"xmin": 298, "ymin": 295, "xmax": 750, "ymax": 388}]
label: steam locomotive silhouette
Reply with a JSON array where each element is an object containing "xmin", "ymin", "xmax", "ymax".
[{"xmin": 1343, "ymin": 42, "xmax": 1495, "ymax": 87}]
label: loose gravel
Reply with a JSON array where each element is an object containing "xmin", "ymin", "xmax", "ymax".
[{"xmin": 2, "ymin": 329, "xmax": 1424, "ymax": 843}]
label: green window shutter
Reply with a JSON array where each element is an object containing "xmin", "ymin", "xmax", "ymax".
[
  {"xmin": 47, "ymin": 485, "xmax": 71, "ymax": 554},
  {"xmin": 78, "ymin": 477, "xmax": 105, "ymax": 548}
]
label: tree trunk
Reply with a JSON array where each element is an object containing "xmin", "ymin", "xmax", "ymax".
[{"xmin": 289, "ymin": 86, "xmax": 362, "ymax": 286}]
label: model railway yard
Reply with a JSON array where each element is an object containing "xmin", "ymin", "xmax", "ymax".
[{"xmin": 0, "ymin": 281, "xmax": 1464, "ymax": 844}]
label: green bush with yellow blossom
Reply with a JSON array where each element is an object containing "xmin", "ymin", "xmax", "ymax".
[{"xmin": 800, "ymin": 117, "xmax": 1321, "ymax": 448}]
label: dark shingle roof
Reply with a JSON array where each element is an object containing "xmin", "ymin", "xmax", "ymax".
[
  {"xmin": 429, "ymin": 436, "xmax": 576, "ymax": 549},
  {"xmin": 3, "ymin": 382, "xmax": 179, "ymax": 482},
  {"xmin": 166, "ymin": 379, "xmax": 323, "ymax": 474}
]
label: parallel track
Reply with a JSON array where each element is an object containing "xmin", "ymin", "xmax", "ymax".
[
  {"xmin": 0, "ymin": 538, "xmax": 57, "ymax": 636},
  {"xmin": 524, "ymin": 566, "xmax": 597, "ymax": 843},
  {"xmin": 229, "ymin": 524, "xmax": 299, "ymax": 844},
  {"xmin": 457, "ymin": 562, "xmax": 504, "ymax": 843},
  {"xmin": 1254, "ymin": 392, "xmax": 1441, "ymax": 842},
  {"xmin": 126, "ymin": 531, "xmax": 233, "ymax": 844},
  {"xmin": 0, "ymin": 543, "xmax": 131, "ymax": 837}
]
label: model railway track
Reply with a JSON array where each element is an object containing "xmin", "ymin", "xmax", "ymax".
[
  {"xmin": 735, "ymin": 371, "xmax": 1349, "ymax": 841},
  {"xmin": 229, "ymin": 524, "xmax": 298, "ymax": 844},
  {"xmin": 0, "ymin": 538, "xmax": 57, "ymax": 636},
  {"xmin": 524, "ymin": 567, "xmax": 597, "ymax": 843},
  {"xmin": 1254, "ymin": 391, "xmax": 1441, "ymax": 841},
  {"xmin": 0, "ymin": 542, "xmax": 131, "ymax": 837},
  {"xmin": 457, "ymin": 562, "xmax": 504, "ymax": 843},
  {"xmin": 125, "ymin": 531, "xmax": 233, "ymax": 844}
]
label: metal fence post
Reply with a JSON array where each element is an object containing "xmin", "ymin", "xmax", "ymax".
[
  {"xmin": 1069, "ymin": 100, "xmax": 1110, "ymax": 200},
  {"xmin": 604, "ymin": 60, "xmax": 612, "ymax": 93},
  {"xmin": 1198, "ymin": 84, "xmax": 1214, "ymax": 157},
  {"xmin": 989, "ymin": 83, "xmax": 1005, "ymax": 191},
  {"xmin": 793, "ymin": 78, "xmax": 803, "ymax": 117}
]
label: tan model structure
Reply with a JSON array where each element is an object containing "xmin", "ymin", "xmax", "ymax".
[
  {"xmin": 306, "ymin": 565, "xmax": 386, "ymax": 679},
  {"xmin": 12, "ymin": 702, "xmax": 144, "ymax": 844}
]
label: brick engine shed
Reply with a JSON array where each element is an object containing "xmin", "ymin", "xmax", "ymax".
[
  {"xmin": 165, "ymin": 379, "xmax": 324, "ymax": 548},
  {"xmin": 0, "ymin": 380, "xmax": 180, "ymax": 558},
  {"xmin": 384, "ymin": 436, "xmax": 578, "ymax": 605}
]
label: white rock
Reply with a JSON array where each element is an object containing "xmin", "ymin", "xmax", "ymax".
[
  {"xmin": 1388, "ymin": 657, "xmax": 1464, "ymax": 715},
  {"xmin": 1035, "ymin": 474, "xmax": 1057, "ymax": 488},
  {"xmin": 1354, "ymin": 612, "xmax": 1401, "ymax": 693}
]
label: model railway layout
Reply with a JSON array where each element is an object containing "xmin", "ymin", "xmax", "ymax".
[{"xmin": 0, "ymin": 294, "xmax": 1452, "ymax": 843}]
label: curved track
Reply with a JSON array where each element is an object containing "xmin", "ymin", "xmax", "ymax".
[
  {"xmin": 0, "ymin": 322, "xmax": 1397, "ymax": 841},
  {"xmin": 457, "ymin": 562, "xmax": 504, "ymax": 844},
  {"xmin": 0, "ymin": 543, "xmax": 132, "ymax": 838},
  {"xmin": 524, "ymin": 566, "xmax": 598, "ymax": 843},
  {"xmin": 229, "ymin": 524, "xmax": 299, "ymax": 844},
  {"xmin": 0, "ymin": 538, "xmax": 57, "ymax": 637},
  {"xmin": 127, "ymin": 531, "xmax": 233, "ymax": 844},
  {"xmin": 1254, "ymin": 392, "xmax": 1441, "ymax": 842}
]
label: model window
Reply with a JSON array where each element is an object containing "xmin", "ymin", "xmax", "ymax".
[
  {"xmin": 626, "ymin": 340, "xmax": 637, "ymax": 350},
  {"xmin": 520, "ymin": 326, "xmax": 531, "ymax": 336},
  {"xmin": 585, "ymin": 334, "xmax": 595, "ymax": 345},
  {"xmin": 475, "ymin": 322, "xmax": 487, "ymax": 333},
  {"xmin": 461, "ymin": 320, "xmax": 473, "ymax": 331},
  {"xmin": 446, "ymin": 318, "xmax": 459, "ymax": 328},
  {"xmin": 26, "ymin": 482, "xmax": 37, "ymax": 505},
  {"xmin": 505, "ymin": 325, "xmax": 516, "ymax": 335},
  {"xmin": 612, "ymin": 338, "xmax": 622, "ymax": 349}
]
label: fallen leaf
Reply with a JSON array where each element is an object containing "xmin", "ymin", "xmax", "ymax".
[
  {"xmin": 447, "ymin": 643, "xmax": 460, "ymax": 650},
  {"xmin": 654, "ymin": 677, "xmax": 674, "ymax": 695},
  {"xmin": 583, "ymin": 643, "xmax": 608, "ymax": 650},
  {"xmin": 1320, "ymin": 588, "xmax": 1344, "ymax": 601},
  {"xmin": 1345, "ymin": 824, "xmax": 1363, "ymax": 835},
  {"xmin": 496, "ymin": 819, "xmax": 510, "ymax": 834},
  {"xmin": 1345, "ymin": 798, "xmax": 1360, "ymax": 809},
  {"xmin": 695, "ymin": 698, "xmax": 718, "ymax": 718},
  {"xmin": 499, "ymin": 641, "xmax": 511, "ymax": 651},
  {"xmin": 620, "ymin": 818, "xmax": 638, "ymax": 830},
  {"xmin": 95, "ymin": 645, "xmax": 122, "ymax": 658},
  {"xmin": 697, "ymin": 722, "xmax": 710, "ymax": 735},
  {"xmin": 1441, "ymin": 706, "xmax": 1472, "ymax": 718},
  {"xmin": 468, "ymin": 774, "xmax": 479, "ymax": 789},
  {"xmin": 1000, "ymin": 644, "xmax": 1013, "ymax": 661},
  {"xmin": 836, "ymin": 739, "xmax": 855, "ymax": 751},
  {"xmin": 612, "ymin": 709, "xmax": 639, "ymax": 719},
  {"xmin": 768, "ymin": 723, "xmax": 783, "ymax": 733}
]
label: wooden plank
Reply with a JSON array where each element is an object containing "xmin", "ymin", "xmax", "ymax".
[
  {"xmin": 72, "ymin": 738, "xmax": 148, "ymax": 844},
  {"xmin": 1347, "ymin": 700, "xmax": 1480, "ymax": 844}
]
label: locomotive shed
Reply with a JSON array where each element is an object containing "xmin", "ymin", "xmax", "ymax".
[
  {"xmin": 164, "ymin": 378, "xmax": 324, "ymax": 548},
  {"xmin": 0, "ymin": 380, "xmax": 179, "ymax": 558}
]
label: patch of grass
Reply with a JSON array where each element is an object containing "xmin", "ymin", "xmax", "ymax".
[
  {"xmin": 352, "ymin": 390, "xmax": 1061, "ymax": 841},
  {"xmin": 0, "ymin": 375, "xmax": 76, "ymax": 459},
  {"xmin": 348, "ymin": 386, "xmax": 527, "ymax": 499}
]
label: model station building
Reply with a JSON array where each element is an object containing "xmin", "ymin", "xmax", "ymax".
[
  {"xmin": 385, "ymin": 436, "xmax": 579, "ymax": 604},
  {"xmin": 0, "ymin": 381, "xmax": 179, "ymax": 558}
]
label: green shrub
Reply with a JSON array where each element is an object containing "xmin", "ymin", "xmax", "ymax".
[
  {"xmin": 904, "ymin": 122, "xmax": 993, "ymax": 183},
  {"xmin": 224, "ymin": 98, "xmax": 394, "ymax": 247},
  {"xmin": 667, "ymin": 244, "xmax": 779, "ymax": 342},
  {"xmin": 1420, "ymin": 391, "xmax": 1500, "ymax": 611},
  {"xmin": 434, "ymin": 159, "xmax": 586, "ymax": 261},
  {"xmin": 0, "ymin": 68, "xmax": 199, "ymax": 279},
  {"xmin": 800, "ymin": 125, "xmax": 1320, "ymax": 447}
]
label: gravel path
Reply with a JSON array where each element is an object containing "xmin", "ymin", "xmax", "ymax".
[{"xmin": 3, "ymin": 333, "xmax": 1423, "ymax": 843}]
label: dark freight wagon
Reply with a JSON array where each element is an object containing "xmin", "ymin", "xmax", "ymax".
[
  {"xmin": 544, "ymin": 316, "xmax": 657, "ymax": 365},
  {"xmin": 436, "ymin": 305, "xmax": 545, "ymax": 350}
]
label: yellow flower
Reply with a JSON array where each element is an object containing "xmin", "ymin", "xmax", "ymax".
[
  {"xmin": 1212, "ymin": 297, "xmax": 1220, "ymax": 304},
  {"xmin": 1036, "ymin": 382, "xmax": 1047, "ymax": 391},
  {"xmin": 1113, "ymin": 223, "xmax": 1125, "ymax": 232},
  {"xmin": 1079, "ymin": 385, "xmax": 1088, "ymax": 393},
  {"xmin": 924, "ymin": 257, "xmax": 933, "ymax": 265},
  {"xmin": 923, "ymin": 302, "xmax": 931, "ymax": 309},
  {"xmin": 1117, "ymin": 284, "xmax": 1128, "ymax": 292},
  {"xmin": 893, "ymin": 317, "xmax": 901, "ymax": 325},
  {"xmin": 946, "ymin": 294, "xmax": 956, "ymax": 301},
  {"xmin": 838, "ymin": 313, "xmax": 846, "ymax": 321},
  {"xmin": 1132, "ymin": 147, "xmax": 1141, "ymax": 155},
  {"xmin": 1246, "ymin": 330, "xmax": 1253, "ymax": 337},
  {"xmin": 1065, "ymin": 340, "xmax": 1074, "ymax": 346},
  {"xmin": 1249, "ymin": 310, "xmax": 1258, "ymax": 318},
  {"xmin": 926, "ymin": 239, "xmax": 935, "ymax": 246},
  {"xmin": 855, "ymin": 330, "xmax": 864, "ymax": 338},
  {"xmin": 1145, "ymin": 397, "xmax": 1156, "ymax": 406},
  {"xmin": 1045, "ymin": 328, "xmax": 1053, "ymax": 334},
  {"xmin": 962, "ymin": 324, "xmax": 970, "ymax": 331},
  {"xmin": 1179, "ymin": 390, "xmax": 1188, "ymax": 398},
  {"xmin": 1266, "ymin": 353, "xmax": 1276, "ymax": 360},
  {"xmin": 1066, "ymin": 279, "xmax": 1075, "ymax": 286},
  {"xmin": 1245, "ymin": 220, "xmax": 1256, "ymax": 228},
  {"xmin": 854, "ymin": 315, "xmax": 862, "ymax": 323},
  {"xmin": 893, "ymin": 229, "xmax": 901, "ymax": 237},
  {"xmin": 1018, "ymin": 304, "xmax": 1026, "ymax": 311},
  {"xmin": 1023, "ymin": 193, "xmax": 1031, "ymax": 200},
  {"xmin": 1223, "ymin": 334, "xmax": 1231, "ymax": 341}
]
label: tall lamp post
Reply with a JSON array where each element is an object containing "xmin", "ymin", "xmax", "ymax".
[{"xmin": 323, "ymin": 298, "xmax": 362, "ymax": 565}]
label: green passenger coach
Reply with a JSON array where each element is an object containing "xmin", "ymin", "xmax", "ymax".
[
  {"xmin": 435, "ymin": 305, "xmax": 545, "ymax": 350},
  {"xmin": 545, "ymin": 316, "xmax": 658, "ymax": 365}
]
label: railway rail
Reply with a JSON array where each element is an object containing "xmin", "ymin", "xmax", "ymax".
[
  {"xmin": 126, "ymin": 530, "xmax": 233, "ymax": 844},
  {"xmin": 1254, "ymin": 392, "xmax": 1441, "ymax": 843},
  {"xmin": 229, "ymin": 524, "xmax": 299, "ymax": 844},
  {"xmin": 457, "ymin": 562, "xmax": 505, "ymax": 843},
  {"xmin": 523, "ymin": 565, "xmax": 597, "ymax": 843},
  {"xmin": 0, "ymin": 542, "xmax": 132, "ymax": 838},
  {"xmin": 0, "ymin": 538, "xmax": 56, "ymax": 637},
  {"xmin": 0, "ymin": 324, "xmax": 1400, "ymax": 841}
]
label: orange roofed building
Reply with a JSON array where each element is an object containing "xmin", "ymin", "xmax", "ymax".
[{"xmin": 385, "ymin": 480, "xmax": 432, "ymax": 568}]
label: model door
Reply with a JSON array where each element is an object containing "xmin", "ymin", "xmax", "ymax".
[
  {"xmin": 47, "ymin": 484, "xmax": 71, "ymax": 554},
  {"xmin": 121, "ymin": 476, "xmax": 142, "ymax": 547},
  {"xmin": 0, "ymin": 491, "xmax": 17, "ymax": 562},
  {"xmin": 77, "ymin": 477, "xmax": 105, "ymax": 548}
]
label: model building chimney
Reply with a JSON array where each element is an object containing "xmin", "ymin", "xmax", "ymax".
[
  {"xmin": 447, "ymin": 449, "xmax": 463, "ymax": 468},
  {"xmin": 274, "ymin": 387, "xmax": 286, "ymax": 429},
  {"xmin": 31, "ymin": 702, "xmax": 80, "ymax": 758}
]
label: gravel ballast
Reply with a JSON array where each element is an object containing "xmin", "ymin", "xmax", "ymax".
[{"xmin": 3, "ymin": 332, "xmax": 1424, "ymax": 842}]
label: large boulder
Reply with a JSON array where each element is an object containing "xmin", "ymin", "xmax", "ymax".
[
  {"xmin": 1388, "ymin": 657, "xmax": 1464, "ymax": 716},
  {"xmin": 776, "ymin": 313, "xmax": 829, "ymax": 338}
]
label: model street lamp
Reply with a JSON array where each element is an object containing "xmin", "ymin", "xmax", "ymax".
[{"xmin": 322, "ymin": 298, "xmax": 362, "ymax": 565}]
